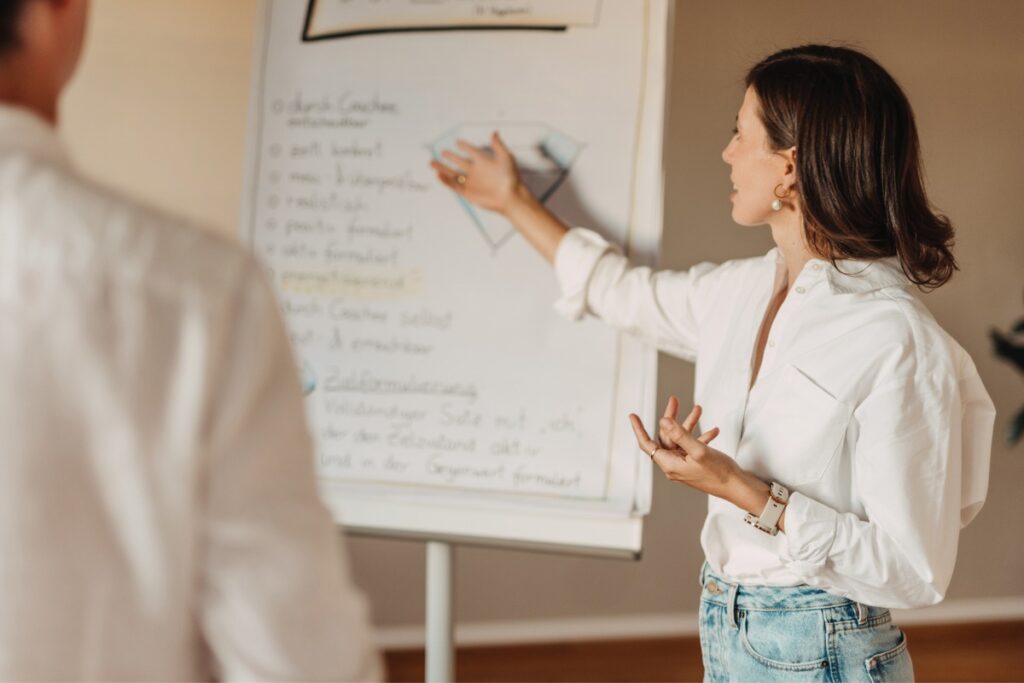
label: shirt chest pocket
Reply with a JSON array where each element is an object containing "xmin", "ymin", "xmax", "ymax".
[{"xmin": 738, "ymin": 363, "xmax": 853, "ymax": 487}]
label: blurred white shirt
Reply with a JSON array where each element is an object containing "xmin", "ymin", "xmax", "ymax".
[
  {"xmin": 555, "ymin": 227, "xmax": 995, "ymax": 609},
  {"xmin": 0, "ymin": 104, "xmax": 381, "ymax": 681}
]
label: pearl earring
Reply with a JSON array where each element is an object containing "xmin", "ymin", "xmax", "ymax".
[{"xmin": 771, "ymin": 183, "xmax": 788, "ymax": 211}]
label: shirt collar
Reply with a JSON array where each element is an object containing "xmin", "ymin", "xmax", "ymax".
[
  {"xmin": 766, "ymin": 247, "xmax": 911, "ymax": 295},
  {"xmin": 0, "ymin": 103, "xmax": 72, "ymax": 171}
]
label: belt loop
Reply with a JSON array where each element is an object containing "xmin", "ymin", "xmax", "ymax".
[
  {"xmin": 727, "ymin": 583, "xmax": 739, "ymax": 629},
  {"xmin": 856, "ymin": 601, "xmax": 867, "ymax": 625}
]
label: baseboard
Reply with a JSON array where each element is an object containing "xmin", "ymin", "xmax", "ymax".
[{"xmin": 375, "ymin": 596, "xmax": 1024, "ymax": 650}]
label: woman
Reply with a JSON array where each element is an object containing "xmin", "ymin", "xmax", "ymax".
[{"xmin": 431, "ymin": 45, "xmax": 994, "ymax": 682}]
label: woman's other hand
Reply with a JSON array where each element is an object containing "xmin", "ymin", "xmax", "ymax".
[
  {"xmin": 430, "ymin": 131, "xmax": 529, "ymax": 215},
  {"xmin": 629, "ymin": 396, "xmax": 771, "ymax": 514},
  {"xmin": 655, "ymin": 397, "xmax": 720, "ymax": 450}
]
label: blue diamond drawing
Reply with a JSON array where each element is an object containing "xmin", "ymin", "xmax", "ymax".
[
  {"xmin": 431, "ymin": 124, "xmax": 582, "ymax": 252},
  {"xmin": 301, "ymin": 358, "xmax": 317, "ymax": 395}
]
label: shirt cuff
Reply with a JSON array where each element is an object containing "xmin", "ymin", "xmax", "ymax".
[
  {"xmin": 552, "ymin": 228, "xmax": 615, "ymax": 320},
  {"xmin": 783, "ymin": 492, "xmax": 839, "ymax": 576}
]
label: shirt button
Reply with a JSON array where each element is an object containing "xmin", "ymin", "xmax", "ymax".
[
  {"xmin": 768, "ymin": 340, "xmax": 776, "ymax": 347},
  {"xmin": 795, "ymin": 286, "xmax": 806, "ymax": 294},
  {"xmin": 811, "ymin": 263, "xmax": 822, "ymax": 271}
]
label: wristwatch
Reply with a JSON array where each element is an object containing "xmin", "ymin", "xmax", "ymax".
[{"xmin": 744, "ymin": 482, "xmax": 790, "ymax": 536}]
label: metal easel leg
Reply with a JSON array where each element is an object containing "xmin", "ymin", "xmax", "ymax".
[{"xmin": 426, "ymin": 541, "xmax": 455, "ymax": 683}]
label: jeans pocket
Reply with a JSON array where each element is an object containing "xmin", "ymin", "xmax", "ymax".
[
  {"xmin": 864, "ymin": 630, "xmax": 913, "ymax": 682},
  {"xmin": 739, "ymin": 610, "xmax": 830, "ymax": 673}
]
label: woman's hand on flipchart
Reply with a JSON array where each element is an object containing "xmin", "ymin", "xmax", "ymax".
[
  {"xmin": 629, "ymin": 397, "xmax": 771, "ymax": 513},
  {"xmin": 430, "ymin": 132, "xmax": 527, "ymax": 214}
]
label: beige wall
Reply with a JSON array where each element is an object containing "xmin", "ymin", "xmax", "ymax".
[
  {"xmin": 63, "ymin": 1, "xmax": 1024, "ymax": 629},
  {"xmin": 63, "ymin": 1, "xmax": 255, "ymax": 231}
]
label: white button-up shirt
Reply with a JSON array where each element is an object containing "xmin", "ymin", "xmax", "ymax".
[
  {"xmin": 555, "ymin": 228, "xmax": 995, "ymax": 609},
  {"xmin": 0, "ymin": 104, "xmax": 381, "ymax": 680}
]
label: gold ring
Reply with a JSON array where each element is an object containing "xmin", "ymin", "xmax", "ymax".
[{"xmin": 649, "ymin": 447, "xmax": 659, "ymax": 459}]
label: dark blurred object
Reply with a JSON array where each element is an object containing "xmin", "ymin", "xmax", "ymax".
[{"xmin": 990, "ymin": 311, "xmax": 1024, "ymax": 446}]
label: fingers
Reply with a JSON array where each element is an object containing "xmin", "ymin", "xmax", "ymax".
[
  {"xmin": 667, "ymin": 405, "xmax": 700, "ymax": 444},
  {"xmin": 440, "ymin": 149, "xmax": 472, "ymax": 172},
  {"xmin": 491, "ymin": 131, "xmax": 511, "ymax": 160},
  {"xmin": 630, "ymin": 414, "xmax": 678, "ymax": 475},
  {"xmin": 662, "ymin": 395, "xmax": 679, "ymax": 421},
  {"xmin": 657, "ymin": 421, "xmax": 673, "ymax": 448},
  {"xmin": 698, "ymin": 427, "xmax": 720, "ymax": 445},
  {"xmin": 659, "ymin": 419, "xmax": 717, "ymax": 448},
  {"xmin": 659, "ymin": 415, "xmax": 706, "ymax": 455},
  {"xmin": 658, "ymin": 397, "xmax": 681, "ymax": 445},
  {"xmin": 681, "ymin": 403, "xmax": 701, "ymax": 432},
  {"xmin": 455, "ymin": 139, "xmax": 484, "ymax": 161},
  {"xmin": 430, "ymin": 159, "xmax": 453, "ymax": 177},
  {"xmin": 628, "ymin": 414, "xmax": 658, "ymax": 456},
  {"xmin": 429, "ymin": 160, "xmax": 461, "ymax": 191},
  {"xmin": 658, "ymin": 402, "xmax": 718, "ymax": 447}
]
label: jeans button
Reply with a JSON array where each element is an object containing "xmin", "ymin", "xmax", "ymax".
[{"xmin": 706, "ymin": 580, "xmax": 720, "ymax": 594}]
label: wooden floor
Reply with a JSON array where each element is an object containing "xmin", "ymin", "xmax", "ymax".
[{"xmin": 384, "ymin": 620, "xmax": 1024, "ymax": 682}]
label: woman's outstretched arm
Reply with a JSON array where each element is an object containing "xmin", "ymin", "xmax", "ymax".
[
  {"xmin": 430, "ymin": 132, "xmax": 568, "ymax": 264},
  {"xmin": 430, "ymin": 131, "xmax": 726, "ymax": 361}
]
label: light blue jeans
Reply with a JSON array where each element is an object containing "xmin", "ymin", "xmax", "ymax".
[{"xmin": 698, "ymin": 563, "xmax": 914, "ymax": 682}]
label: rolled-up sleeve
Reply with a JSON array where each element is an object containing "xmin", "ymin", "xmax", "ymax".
[
  {"xmin": 553, "ymin": 227, "xmax": 720, "ymax": 361},
  {"xmin": 782, "ymin": 363, "xmax": 995, "ymax": 609}
]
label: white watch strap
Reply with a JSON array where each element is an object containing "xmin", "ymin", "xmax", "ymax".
[
  {"xmin": 770, "ymin": 481, "xmax": 790, "ymax": 504},
  {"xmin": 758, "ymin": 495, "xmax": 786, "ymax": 528},
  {"xmin": 744, "ymin": 482, "xmax": 790, "ymax": 536}
]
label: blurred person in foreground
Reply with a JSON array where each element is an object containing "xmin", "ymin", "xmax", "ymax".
[{"xmin": 0, "ymin": 0, "xmax": 381, "ymax": 679}]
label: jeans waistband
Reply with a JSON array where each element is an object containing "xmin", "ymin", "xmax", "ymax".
[{"xmin": 699, "ymin": 562, "xmax": 862, "ymax": 611}]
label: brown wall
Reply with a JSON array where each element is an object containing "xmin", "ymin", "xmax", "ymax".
[{"xmin": 63, "ymin": 0, "xmax": 1024, "ymax": 629}]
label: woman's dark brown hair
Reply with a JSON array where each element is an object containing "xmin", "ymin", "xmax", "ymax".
[{"xmin": 746, "ymin": 44, "xmax": 957, "ymax": 290}]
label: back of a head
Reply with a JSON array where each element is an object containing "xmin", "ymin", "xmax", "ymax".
[
  {"xmin": 0, "ymin": 0, "xmax": 29, "ymax": 57},
  {"xmin": 746, "ymin": 44, "xmax": 957, "ymax": 291},
  {"xmin": 0, "ymin": 0, "xmax": 88, "ymax": 123}
]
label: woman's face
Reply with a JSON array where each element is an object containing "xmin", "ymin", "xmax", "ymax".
[{"xmin": 721, "ymin": 87, "xmax": 791, "ymax": 226}]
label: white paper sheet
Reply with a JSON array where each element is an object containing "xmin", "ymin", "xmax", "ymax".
[{"xmin": 241, "ymin": 0, "xmax": 668, "ymax": 553}]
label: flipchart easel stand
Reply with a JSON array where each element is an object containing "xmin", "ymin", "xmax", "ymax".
[{"xmin": 425, "ymin": 541, "xmax": 455, "ymax": 683}]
